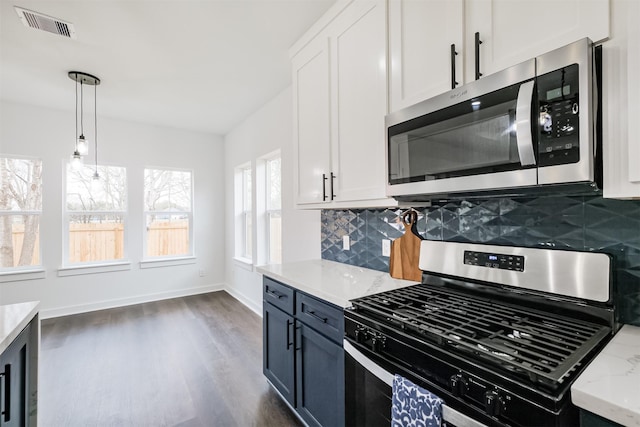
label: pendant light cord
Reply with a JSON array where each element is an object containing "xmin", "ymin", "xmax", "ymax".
[
  {"xmin": 94, "ymin": 83, "xmax": 99, "ymax": 175},
  {"xmin": 80, "ymin": 80, "xmax": 84, "ymax": 136},
  {"xmin": 74, "ymin": 73, "xmax": 78, "ymax": 151}
]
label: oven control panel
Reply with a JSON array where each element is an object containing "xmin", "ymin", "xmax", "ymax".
[{"xmin": 464, "ymin": 250, "xmax": 524, "ymax": 272}]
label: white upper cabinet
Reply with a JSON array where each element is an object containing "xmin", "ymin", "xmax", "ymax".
[
  {"xmin": 389, "ymin": 0, "xmax": 610, "ymax": 113},
  {"xmin": 388, "ymin": 0, "xmax": 463, "ymax": 112},
  {"xmin": 291, "ymin": 0, "xmax": 394, "ymax": 208},
  {"xmin": 330, "ymin": 0, "xmax": 388, "ymax": 203},
  {"xmin": 602, "ymin": 0, "xmax": 640, "ymax": 198},
  {"xmin": 465, "ymin": 0, "xmax": 610, "ymax": 83},
  {"xmin": 292, "ymin": 37, "xmax": 332, "ymax": 205}
]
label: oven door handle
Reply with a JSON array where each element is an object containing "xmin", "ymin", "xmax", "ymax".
[
  {"xmin": 515, "ymin": 79, "xmax": 537, "ymax": 166},
  {"xmin": 344, "ymin": 340, "xmax": 487, "ymax": 427}
]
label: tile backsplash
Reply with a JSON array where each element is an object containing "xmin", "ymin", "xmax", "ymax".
[{"xmin": 320, "ymin": 196, "xmax": 640, "ymax": 326}]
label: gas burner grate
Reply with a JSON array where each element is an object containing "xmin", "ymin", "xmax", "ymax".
[{"xmin": 351, "ymin": 284, "xmax": 611, "ymax": 387}]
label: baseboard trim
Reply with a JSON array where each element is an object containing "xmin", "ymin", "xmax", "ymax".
[
  {"xmin": 224, "ymin": 285, "xmax": 262, "ymax": 317},
  {"xmin": 40, "ymin": 283, "xmax": 225, "ymax": 319}
]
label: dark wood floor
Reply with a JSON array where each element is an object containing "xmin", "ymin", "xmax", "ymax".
[{"xmin": 40, "ymin": 291, "xmax": 303, "ymax": 427}]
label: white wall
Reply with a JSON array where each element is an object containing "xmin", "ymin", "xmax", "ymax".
[
  {"xmin": 0, "ymin": 100, "xmax": 225, "ymax": 318},
  {"xmin": 224, "ymin": 87, "xmax": 320, "ymax": 314}
]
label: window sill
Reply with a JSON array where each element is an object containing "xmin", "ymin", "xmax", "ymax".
[
  {"xmin": 233, "ymin": 257, "xmax": 254, "ymax": 272},
  {"xmin": 57, "ymin": 262, "xmax": 131, "ymax": 277},
  {"xmin": 0, "ymin": 268, "xmax": 46, "ymax": 283},
  {"xmin": 140, "ymin": 256, "xmax": 196, "ymax": 269}
]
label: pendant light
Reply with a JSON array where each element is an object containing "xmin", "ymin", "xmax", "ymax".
[{"xmin": 69, "ymin": 71, "xmax": 100, "ymax": 173}]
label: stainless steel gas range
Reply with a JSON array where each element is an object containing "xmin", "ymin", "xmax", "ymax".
[{"xmin": 344, "ymin": 241, "xmax": 617, "ymax": 427}]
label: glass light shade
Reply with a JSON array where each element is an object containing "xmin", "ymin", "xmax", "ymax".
[
  {"xmin": 92, "ymin": 170, "xmax": 100, "ymax": 180},
  {"xmin": 77, "ymin": 134, "xmax": 89, "ymax": 155},
  {"xmin": 71, "ymin": 151, "xmax": 83, "ymax": 170}
]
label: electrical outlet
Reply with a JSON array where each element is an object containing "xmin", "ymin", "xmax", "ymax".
[
  {"xmin": 382, "ymin": 239, "xmax": 391, "ymax": 257},
  {"xmin": 343, "ymin": 235, "xmax": 350, "ymax": 250}
]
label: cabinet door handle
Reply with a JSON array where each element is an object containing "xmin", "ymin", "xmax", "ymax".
[
  {"xmin": 286, "ymin": 319, "xmax": 293, "ymax": 350},
  {"xmin": 265, "ymin": 289, "xmax": 283, "ymax": 300},
  {"xmin": 330, "ymin": 172, "xmax": 336, "ymax": 200},
  {"xmin": 322, "ymin": 173, "xmax": 328, "ymax": 201},
  {"xmin": 475, "ymin": 32, "xmax": 483, "ymax": 80},
  {"xmin": 306, "ymin": 310, "xmax": 328, "ymax": 323},
  {"xmin": 295, "ymin": 326, "xmax": 302, "ymax": 351},
  {"xmin": 1, "ymin": 364, "xmax": 10, "ymax": 422},
  {"xmin": 450, "ymin": 43, "xmax": 458, "ymax": 89}
]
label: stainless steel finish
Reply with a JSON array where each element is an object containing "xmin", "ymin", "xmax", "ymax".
[
  {"xmin": 515, "ymin": 80, "xmax": 536, "ymax": 166},
  {"xmin": 344, "ymin": 340, "xmax": 488, "ymax": 427},
  {"xmin": 537, "ymin": 38, "xmax": 594, "ymax": 184},
  {"xmin": 386, "ymin": 168, "xmax": 537, "ymax": 197},
  {"xmin": 385, "ymin": 59, "xmax": 535, "ymax": 129},
  {"xmin": 418, "ymin": 241, "xmax": 610, "ymax": 302}
]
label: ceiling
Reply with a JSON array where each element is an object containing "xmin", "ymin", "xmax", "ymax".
[{"xmin": 0, "ymin": 0, "xmax": 335, "ymax": 135}]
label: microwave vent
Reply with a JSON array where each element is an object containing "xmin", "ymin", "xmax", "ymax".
[{"xmin": 14, "ymin": 7, "xmax": 76, "ymax": 39}]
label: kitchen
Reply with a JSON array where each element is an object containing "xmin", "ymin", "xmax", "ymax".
[{"xmin": 1, "ymin": 0, "xmax": 639, "ymax": 426}]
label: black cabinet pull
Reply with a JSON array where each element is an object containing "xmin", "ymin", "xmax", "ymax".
[
  {"xmin": 450, "ymin": 43, "xmax": 458, "ymax": 89},
  {"xmin": 286, "ymin": 319, "xmax": 293, "ymax": 350},
  {"xmin": 295, "ymin": 326, "xmax": 302, "ymax": 351},
  {"xmin": 266, "ymin": 289, "xmax": 283, "ymax": 299},
  {"xmin": 306, "ymin": 310, "xmax": 328, "ymax": 323},
  {"xmin": 475, "ymin": 32, "xmax": 483, "ymax": 80},
  {"xmin": 1, "ymin": 364, "xmax": 10, "ymax": 422},
  {"xmin": 322, "ymin": 173, "xmax": 328, "ymax": 201},
  {"xmin": 330, "ymin": 172, "xmax": 336, "ymax": 200}
]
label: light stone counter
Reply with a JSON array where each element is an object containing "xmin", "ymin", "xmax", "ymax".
[
  {"xmin": 0, "ymin": 301, "xmax": 39, "ymax": 354},
  {"xmin": 572, "ymin": 324, "xmax": 640, "ymax": 426},
  {"xmin": 257, "ymin": 259, "xmax": 418, "ymax": 308}
]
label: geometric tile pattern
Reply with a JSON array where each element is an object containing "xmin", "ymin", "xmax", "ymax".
[{"xmin": 321, "ymin": 195, "xmax": 640, "ymax": 326}]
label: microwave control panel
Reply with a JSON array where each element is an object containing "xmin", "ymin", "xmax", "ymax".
[
  {"xmin": 537, "ymin": 64, "xmax": 580, "ymax": 166},
  {"xmin": 464, "ymin": 251, "xmax": 524, "ymax": 272}
]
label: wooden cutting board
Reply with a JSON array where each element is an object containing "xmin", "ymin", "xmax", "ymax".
[{"xmin": 389, "ymin": 211, "xmax": 423, "ymax": 281}]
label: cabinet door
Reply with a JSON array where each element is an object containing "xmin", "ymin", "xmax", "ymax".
[
  {"xmin": 292, "ymin": 36, "xmax": 332, "ymax": 205},
  {"xmin": 465, "ymin": 0, "xmax": 609, "ymax": 81},
  {"xmin": 263, "ymin": 303, "xmax": 295, "ymax": 406},
  {"xmin": 330, "ymin": 0, "xmax": 388, "ymax": 203},
  {"xmin": 296, "ymin": 322, "xmax": 345, "ymax": 427},
  {"xmin": 0, "ymin": 325, "xmax": 29, "ymax": 427},
  {"xmin": 388, "ymin": 0, "xmax": 463, "ymax": 112}
]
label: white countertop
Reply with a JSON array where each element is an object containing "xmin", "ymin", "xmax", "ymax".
[
  {"xmin": 572, "ymin": 324, "xmax": 640, "ymax": 426},
  {"xmin": 0, "ymin": 301, "xmax": 39, "ymax": 354},
  {"xmin": 256, "ymin": 259, "xmax": 418, "ymax": 308}
]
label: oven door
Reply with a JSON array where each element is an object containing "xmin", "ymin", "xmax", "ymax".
[
  {"xmin": 344, "ymin": 340, "xmax": 487, "ymax": 427},
  {"xmin": 386, "ymin": 59, "xmax": 537, "ymax": 198}
]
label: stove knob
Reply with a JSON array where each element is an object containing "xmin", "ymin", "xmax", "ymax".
[
  {"xmin": 449, "ymin": 374, "xmax": 468, "ymax": 397},
  {"xmin": 484, "ymin": 390, "xmax": 504, "ymax": 417},
  {"xmin": 354, "ymin": 327, "xmax": 364, "ymax": 343}
]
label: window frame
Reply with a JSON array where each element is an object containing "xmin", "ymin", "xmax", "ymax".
[
  {"xmin": 0, "ymin": 155, "xmax": 44, "ymax": 278},
  {"xmin": 141, "ymin": 166, "xmax": 195, "ymax": 262},
  {"xmin": 234, "ymin": 162, "xmax": 253, "ymax": 266},
  {"xmin": 62, "ymin": 161, "xmax": 129, "ymax": 270},
  {"xmin": 264, "ymin": 153, "xmax": 281, "ymax": 265}
]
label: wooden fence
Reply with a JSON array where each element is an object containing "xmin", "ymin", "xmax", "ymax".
[{"xmin": 11, "ymin": 220, "xmax": 189, "ymax": 265}]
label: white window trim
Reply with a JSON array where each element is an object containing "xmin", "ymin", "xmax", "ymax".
[
  {"xmin": 139, "ymin": 256, "xmax": 196, "ymax": 269},
  {"xmin": 258, "ymin": 150, "xmax": 281, "ymax": 266},
  {"xmin": 57, "ymin": 261, "xmax": 131, "ymax": 277},
  {"xmin": 142, "ymin": 166, "xmax": 195, "ymax": 261},
  {"xmin": 234, "ymin": 162, "xmax": 254, "ymax": 265},
  {"xmin": 0, "ymin": 268, "xmax": 46, "ymax": 283}
]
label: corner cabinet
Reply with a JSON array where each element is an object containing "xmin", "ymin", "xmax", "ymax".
[
  {"xmin": 0, "ymin": 315, "xmax": 38, "ymax": 427},
  {"xmin": 262, "ymin": 277, "xmax": 345, "ymax": 427},
  {"xmin": 292, "ymin": 0, "xmax": 394, "ymax": 209},
  {"xmin": 388, "ymin": 0, "xmax": 610, "ymax": 113}
]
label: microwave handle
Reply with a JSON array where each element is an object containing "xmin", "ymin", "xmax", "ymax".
[{"xmin": 515, "ymin": 80, "xmax": 537, "ymax": 166}]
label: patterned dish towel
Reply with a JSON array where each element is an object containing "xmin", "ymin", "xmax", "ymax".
[{"xmin": 392, "ymin": 374, "xmax": 444, "ymax": 427}]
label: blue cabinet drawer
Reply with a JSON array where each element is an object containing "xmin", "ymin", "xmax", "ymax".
[
  {"xmin": 296, "ymin": 293, "xmax": 343, "ymax": 343},
  {"xmin": 264, "ymin": 277, "xmax": 294, "ymax": 315}
]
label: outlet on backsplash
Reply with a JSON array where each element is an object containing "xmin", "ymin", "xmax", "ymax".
[
  {"xmin": 343, "ymin": 235, "xmax": 350, "ymax": 250},
  {"xmin": 382, "ymin": 239, "xmax": 391, "ymax": 257}
]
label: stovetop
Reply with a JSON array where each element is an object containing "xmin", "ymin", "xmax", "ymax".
[{"xmin": 349, "ymin": 282, "xmax": 612, "ymax": 390}]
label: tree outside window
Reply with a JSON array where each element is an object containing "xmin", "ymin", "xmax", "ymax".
[
  {"xmin": 65, "ymin": 163, "xmax": 127, "ymax": 264},
  {"xmin": 0, "ymin": 157, "xmax": 42, "ymax": 270},
  {"xmin": 144, "ymin": 168, "xmax": 193, "ymax": 258}
]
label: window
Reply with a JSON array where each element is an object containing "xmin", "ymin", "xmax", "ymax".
[
  {"xmin": 144, "ymin": 168, "xmax": 193, "ymax": 259},
  {"xmin": 265, "ymin": 156, "xmax": 281, "ymax": 264},
  {"xmin": 241, "ymin": 166, "xmax": 252, "ymax": 260},
  {"xmin": 0, "ymin": 157, "xmax": 42, "ymax": 272},
  {"xmin": 64, "ymin": 163, "xmax": 127, "ymax": 265}
]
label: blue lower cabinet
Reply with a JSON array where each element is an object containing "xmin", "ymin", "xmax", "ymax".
[
  {"xmin": 263, "ymin": 276, "xmax": 345, "ymax": 427},
  {"xmin": 263, "ymin": 302, "xmax": 295, "ymax": 406},
  {"xmin": 296, "ymin": 323, "xmax": 345, "ymax": 427}
]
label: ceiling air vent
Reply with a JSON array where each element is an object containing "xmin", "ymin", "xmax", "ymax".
[{"xmin": 14, "ymin": 7, "xmax": 76, "ymax": 39}]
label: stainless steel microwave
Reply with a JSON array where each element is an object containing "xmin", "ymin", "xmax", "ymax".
[{"xmin": 386, "ymin": 38, "xmax": 602, "ymax": 200}]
